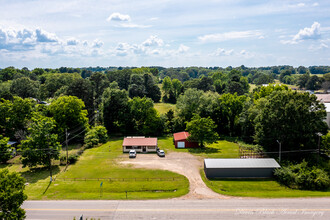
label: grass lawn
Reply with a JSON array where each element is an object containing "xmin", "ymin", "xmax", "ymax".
[
  {"xmin": 158, "ymin": 136, "xmax": 239, "ymax": 158},
  {"xmin": 154, "ymin": 103, "xmax": 175, "ymax": 115},
  {"xmin": 22, "ymin": 138, "xmax": 189, "ymax": 200},
  {"xmin": 201, "ymin": 170, "xmax": 330, "ymax": 198}
]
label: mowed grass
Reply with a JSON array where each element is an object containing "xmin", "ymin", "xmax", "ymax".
[
  {"xmin": 24, "ymin": 138, "xmax": 189, "ymax": 200},
  {"xmin": 201, "ymin": 170, "xmax": 330, "ymax": 198},
  {"xmin": 158, "ymin": 136, "xmax": 239, "ymax": 158},
  {"xmin": 154, "ymin": 103, "xmax": 175, "ymax": 115}
]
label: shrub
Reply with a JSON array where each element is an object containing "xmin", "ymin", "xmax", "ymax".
[
  {"xmin": 84, "ymin": 126, "xmax": 108, "ymax": 148},
  {"xmin": 274, "ymin": 161, "xmax": 330, "ymax": 190}
]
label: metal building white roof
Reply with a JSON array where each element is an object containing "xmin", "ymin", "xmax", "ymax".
[
  {"xmin": 204, "ymin": 158, "xmax": 280, "ymax": 169},
  {"xmin": 325, "ymin": 103, "xmax": 330, "ymax": 113}
]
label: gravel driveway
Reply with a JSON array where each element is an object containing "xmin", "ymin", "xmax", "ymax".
[{"xmin": 120, "ymin": 152, "xmax": 229, "ymax": 199}]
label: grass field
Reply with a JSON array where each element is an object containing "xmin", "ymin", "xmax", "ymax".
[
  {"xmin": 158, "ymin": 136, "xmax": 239, "ymax": 158},
  {"xmin": 201, "ymin": 170, "xmax": 330, "ymax": 198},
  {"xmin": 154, "ymin": 103, "xmax": 176, "ymax": 115},
  {"xmin": 1, "ymin": 138, "xmax": 189, "ymax": 200}
]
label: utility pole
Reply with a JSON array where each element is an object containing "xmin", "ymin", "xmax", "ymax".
[
  {"xmin": 277, "ymin": 140, "xmax": 281, "ymax": 163},
  {"xmin": 66, "ymin": 129, "xmax": 70, "ymax": 167},
  {"xmin": 317, "ymin": 133, "xmax": 322, "ymax": 163},
  {"xmin": 47, "ymin": 135, "xmax": 52, "ymax": 182}
]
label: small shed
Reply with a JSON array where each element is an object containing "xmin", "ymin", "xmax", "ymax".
[
  {"xmin": 173, "ymin": 131, "xmax": 199, "ymax": 148},
  {"xmin": 122, "ymin": 136, "xmax": 158, "ymax": 153},
  {"xmin": 204, "ymin": 158, "xmax": 280, "ymax": 178}
]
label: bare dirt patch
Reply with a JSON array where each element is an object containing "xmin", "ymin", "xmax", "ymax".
[{"xmin": 120, "ymin": 152, "xmax": 230, "ymax": 199}]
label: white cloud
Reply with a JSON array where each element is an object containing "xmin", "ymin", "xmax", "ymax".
[
  {"xmin": 293, "ymin": 22, "xmax": 321, "ymax": 41},
  {"xmin": 92, "ymin": 39, "xmax": 104, "ymax": 48},
  {"xmin": 282, "ymin": 22, "xmax": 321, "ymax": 44},
  {"xmin": 213, "ymin": 48, "xmax": 234, "ymax": 56},
  {"xmin": 198, "ymin": 30, "xmax": 263, "ymax": 42},
  {"xmin": 313, "ymin": 2, "xmax": 319, "ymax": 7},
  {"xmin": 35, "ymin": 28, "xmax": 58, "ymax": 43},
  {"xmin": 178, "ymin": 44, "xmax": 190, "ymax": 53},
  {"xmin": 106, "ymin": 12, "xmax": 131, "ymax": 22},
  {"xmin": 67, "ymin": 38, "xmax": 79, "ymax": 46},
  {"xmin": 142, "ymin": 35, "xmax": 164, "ymax": 47}
]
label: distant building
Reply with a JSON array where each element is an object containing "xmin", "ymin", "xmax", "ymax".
[
  {"xmin": 173, "ymin": 131, "xmax": 199, "ymax": 148},
  {"xmin": 204, "ymin": 158, "xmax": 281, "ymax": 178},
  {"xmin": 315, "ymin": 94, "xmax": 330, "ymax": 128},
  {"xmin": 122, "ymin": 136, "xmax": 158, "ymax": 153}
]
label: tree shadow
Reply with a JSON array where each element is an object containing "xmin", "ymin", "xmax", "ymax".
[
  {"xmin": 188, "ymin": 147, "xmax": 220, "ymax": 154},
  {"xmin": 21, "ymin": 166, "xmax": 61, "ymax": 184},
  {"xmin": 0, "ymin": 163, "xmax": 11, "ymax": 169}
]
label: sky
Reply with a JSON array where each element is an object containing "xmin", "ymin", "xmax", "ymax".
[{"xmin": 0, "ymin": 0, "xmax": 330, "ymax": 69}]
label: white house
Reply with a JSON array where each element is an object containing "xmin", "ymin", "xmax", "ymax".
[{"xmin": 122, "ymin": 136, "xmax": 158, "ymax": 153}]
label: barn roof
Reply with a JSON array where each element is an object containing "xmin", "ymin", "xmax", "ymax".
[
  {"xmin": 123, "ymin": 137, "xmax": 157, "ymax": 146},
  {"xmin": 204, "ymin": 158, "xmax": 280, "ymax": 169},
  {"xmin": 173, "ymin": 131, "xmax": 190, "ymax": 141}
]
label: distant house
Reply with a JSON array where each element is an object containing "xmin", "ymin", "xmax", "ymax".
[
  {"xmin": 204, "ymin": 158, "xmax": 281, "ymax": 178},
  {"xmin": 173, "ymin": 131, "xmax": 199, "ymax": 148},
  {"xmin": 315, "ymin": 94, "xmax": 330, "ymax": 128},
  {"xmin": 122, "ymin": 136, "xmax": 158, "ymax": 153}
]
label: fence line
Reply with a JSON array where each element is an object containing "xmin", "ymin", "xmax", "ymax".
[{"xmin": 54, "ymin": 177, "xmax": 185, "ymax": 182}]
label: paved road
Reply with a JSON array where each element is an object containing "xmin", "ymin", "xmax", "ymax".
[{"xmin": 23, "ymin": 198, "xmax": 330, "ymax": 219}]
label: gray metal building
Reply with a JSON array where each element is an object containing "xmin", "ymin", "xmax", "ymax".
[{"xmin": 204, "ymin": 158, "xmax": 280, "ymax": 178}]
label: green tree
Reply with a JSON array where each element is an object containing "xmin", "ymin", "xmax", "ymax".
[
  {"xmin": 161, "ymin": 76, "xmax": 173, "ymax": 101},
  {"xmin": 172, "ymin": 79, "xmax": 183, "ymax": 99},
  {"xmin": 143, "ymin": 73, "xmax": 161, "ymax": 102},
  {"xmin": 90, "ymin": 72, "xmax": 109, "ymax": 110},
  {"xmin": 129, "ymin": 97, "xmax": 163, "ymax": 135},
  {"xmin": 49, "ymin": 96, "xmax": 89, "ymax": 141},
  {"xmin": 176, "ymin": 88, "xmax": 204, "ymax": 122},
  {"xmin": 10, "ymin": 77, "xmax": 39, "ymax": 98},
  {"xmin": 20, "ymin": 114, "xmax": 61, "ymax": 168},
  {"xmin": 0, "ymin": 169, "xmax": 27, "ymax": 220},
  {"xmin": 186, "ymin": 114, "xmax": 219, "ymax": 147},
  {"xmin": 254, "ymin": 90, "xmax": 328, "ymax": 155},
  {"xmin": 101, "ymin": 86, "xmax": 130, "ymax": 133},
  {"xmin": 0, "ymin": 97, "xmax": 33, "ymax": 139},
  {"xmin": 84, "ymin": 126, "xmax": 108, "ymax": 148},
  {"xmin": 0, "ymin": 136, "xmax": 11, "ymax": 163}
]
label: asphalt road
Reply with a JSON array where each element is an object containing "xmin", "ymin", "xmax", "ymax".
[{"xmin": 23, "ymin": 198, "xmax": 330, "ymax": 220}]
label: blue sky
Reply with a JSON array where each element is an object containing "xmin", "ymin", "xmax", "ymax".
[{"xmin": 0, "ymin": 0, "xmax": 329, "ymax": 68}]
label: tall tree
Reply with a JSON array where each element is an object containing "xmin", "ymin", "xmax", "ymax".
[
  {"xmin": 0, "ymin": 169, "xmax": 27, "ymax": 220},
  {"xmin": 49, "ymin": 96, "xmax": 89, "ymax": 141},
  {"xmin": 90, "ymin": 72, "xmax": 109, "ymax": 110},
  {"xmin": 10, "ymin": 77, "xmax": 39, "ymax": 98},
  {"xmin": 186, "ymin": 114, "xmax": 219, "ymax": 147},
  {"xmin": 254, "ymin": 90, "xmax": 328, "ymax": 155},
  {"xmin": 102, "ymin": 86, "xmax": 130, "ymax": 133},
  {"xmin": 0, "ymin": 136, "xmax": 11, "ymax": 163},
  {"xmin": 20, "ymin": 114, "xmax": 61, "ymax": 168}
]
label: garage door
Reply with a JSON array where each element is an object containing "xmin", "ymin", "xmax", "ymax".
[{"xmin": 177, "ymin": 141, "xmax": 185, "ymax": 148}]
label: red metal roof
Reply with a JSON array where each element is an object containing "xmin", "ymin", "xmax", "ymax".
[
  {"xmin": 123, "ymin": 137, "xmax": 158, "ymax": 146},
  {"xmin": 173, "ymin": 131, "xmax": 190, "ymax": 141}
]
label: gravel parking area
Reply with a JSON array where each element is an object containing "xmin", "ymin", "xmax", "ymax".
[{"xmin": 120, "ymin": 152, "xmax": 229, "ymax": 199}]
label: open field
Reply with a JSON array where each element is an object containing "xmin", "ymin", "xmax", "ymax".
[
  {"xmin": 1, "ymin": 138, "xmax": 189, "ymax": 200},
  {"xmin": 158, "ymin": 136, "xmax": 239, "ymax": 158},
  {"xmin": 201, "ymin": 170, "xmax": 330, "ymax": 198},
  {"xmin": 154, "ymin": 103, "xmax": 176, "ymax": 115}
]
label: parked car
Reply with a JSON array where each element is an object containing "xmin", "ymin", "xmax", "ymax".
[
  {"xmin": 157, "ymin": 149, "xmax": 165, "ymax": 157},
  {"xmin": 129, "ymin": 150, "xmax": 136, "ymax": 158}
]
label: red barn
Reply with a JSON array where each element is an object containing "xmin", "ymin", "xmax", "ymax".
[{"xmin": 173, "ymin": 131, "xmax": 199, "ymax": 148}]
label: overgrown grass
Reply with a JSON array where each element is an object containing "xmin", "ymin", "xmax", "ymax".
[
  {"xmin": 154, "ymin": 103, "xmax": 175, "ymax": 115},
  {"xmin": 201, "ymin": 170, "xmax": 330, "ymax": 198},
  {"xmin": 158, "ymin": 136, "xmax": 239, "ymax": 158},
  {"xmin": 24, "ymin": 138, "xmax": 189, "ymax": 200}
]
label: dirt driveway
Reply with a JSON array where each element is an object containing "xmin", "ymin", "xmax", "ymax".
[{"xmin": 120, "ymin": 152, "xmax": 229, "ymax": 199}]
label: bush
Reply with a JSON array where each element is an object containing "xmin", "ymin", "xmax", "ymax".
[
  {"xmin": 84, "ymin": 126, "xmax": 108, "ymax": 148},
  {"xmin": 274, "ymin": 161, "xmax": 330, "ymax": 190},
  {"xmin": 59, "ymin": 153, "xmax": 80, "ymax": 165}
]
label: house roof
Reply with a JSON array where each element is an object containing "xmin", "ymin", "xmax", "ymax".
[
  {"xmin": 123, "ymin": 137, "xmax": 157, "ymax": 146},
  {"xmin": 315, "ymin": 94, "xmax": 330, "ymax": 103},
  {"xmin": 204, "ymin": 158, "xmax": 281, "ymax": 169},
  {"xmin": 173, "ymin": 131, "xmax": 190, "ymax": 141}
]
